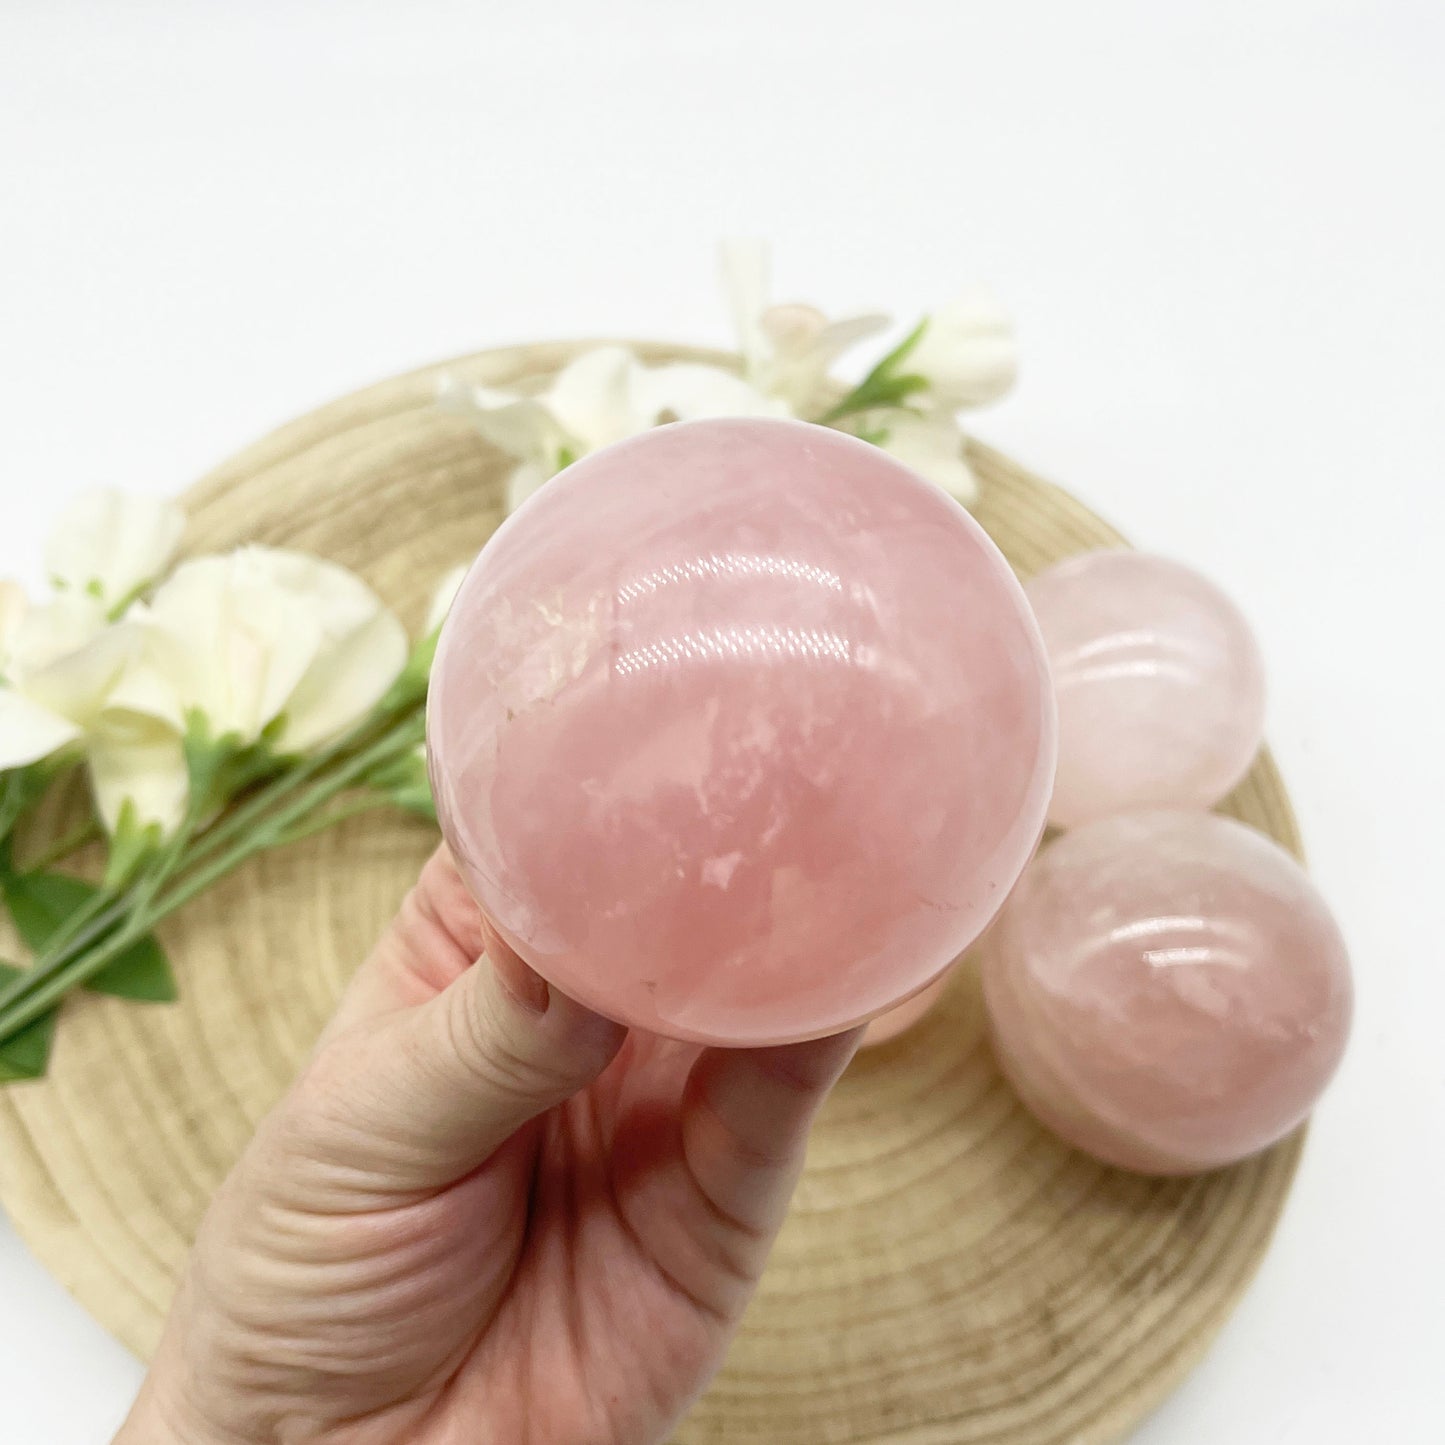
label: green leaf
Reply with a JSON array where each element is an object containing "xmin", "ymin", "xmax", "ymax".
[
  {"xmin": 0, "ymin": 961, "xmax": 58, "ymax": 1081},
  {"xmin": 181, "ymin": 710, "xmax": 282, "ymax": 808},
  {"xmin": 818, "ymin": 318, "xmax": 933, "ymax": 425},
  {"xmin": 2, "ymin": 871, "xmax": 177, "ymax": 1002},
  {"xmin": 871, "ymin": 316, "xmax": 930, "ymax": 376},
  {"xmin": 1, "ymin": 765, "xmax": 52, "ymax": 864},
  {"xmin": 182, "ymin": 710, "xmax": 238, "ymax": 801},
  {"xmin": 103, "ymin": 798, "xmax": 163, "ymax": 889},
  {"xmin": 4, "ymin": 869, "xmax": 93, "ymax": 949},
  {"xmin": 88, "ymin": 931, "xmax": 176, "ymax": 1001}
]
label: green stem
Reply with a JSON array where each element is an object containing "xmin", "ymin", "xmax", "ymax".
[
  {"xmin": 179, "ymin": 703, "xmax": 414, "ymax": 877},
  {"xmin": 191, "ymin": 716, "xmax": 424, "ymax": 871},
  {"xmin": 0, "ymin": 884, "xmax": 130, "ymax": 1011},
  {"xmin": 272, "ymin": 794, "xmax": 393, "ymax": 848},
  {"xmin": 124, "ymin": 796, "xmax": 205, "ymax": 920},
  {"xmin": 0, "ymin": 715, "xmax": 426, "ymax": 1045},
  {"xmin": 6, "ymin": 703, "xmax": 419, "ymax": 993},
  {"xmin": 0, "ymin": 894, "xmax": 128, "ymax": 1006},
  {"xmin": 27, "ymin": 885, "xmax": 109, "ymax": 965},
  {"xmin": 0, "ymin": 911, "xmax": 152, "ymax": 1036},
  {"xmin": 818, "ymin": 373, "xmax": 929, "ymax": 426},
  {"xmin": 0, "ymin": 882, "xmax": 123, "ymax": 1016},
  {"xmin": 0, "ymin": 734, "xmax": 386, "ymax": 1021}
]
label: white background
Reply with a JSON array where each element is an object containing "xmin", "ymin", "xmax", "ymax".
[{"xmin": 1, "ymin": 1, "xmax": 1442, "ymax": 1440}]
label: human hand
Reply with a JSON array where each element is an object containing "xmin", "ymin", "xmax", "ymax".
[{"xmin": 117, "ymin": 846, "xmax": 860, "ymax": 1445}]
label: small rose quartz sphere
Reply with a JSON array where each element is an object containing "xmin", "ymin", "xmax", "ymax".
[
  {"xmin": 981, "ymin": 811, "xmax": 1352, "ymax": 1173},
  {"xmin": 1025, "ymin": 550, "xmax": 1266, "ymax": 829},
  {"xmin": 429, "ymin": 417, "xmax": 1056, "ymax": 1046}
]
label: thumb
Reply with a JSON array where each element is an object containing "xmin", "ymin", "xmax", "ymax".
[{"xmin": 299, "ymin": 922, "xmax": 625, "ymax": 1194}]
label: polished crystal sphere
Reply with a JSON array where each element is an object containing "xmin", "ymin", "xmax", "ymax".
[
  {"xmin": 429, "ymin": 418, "xmax": 1056, "ymax": 1045},
  {"xmin": 860, "ymin": 973, "xmax": 951, "ymax": 1048},
  {"xmin": 981, "ymin": 810, "xmax": 1353, "ymax": 1173},
  {"xmin": 1025, "ymin": 550, "xmax": 1266, "ymax": 829}
]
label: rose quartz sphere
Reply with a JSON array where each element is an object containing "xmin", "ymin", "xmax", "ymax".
[
  {"xmin": 860, "ymin": 972, "xmax": 952, "ymax": 1048},
  {"xmin": 429, "ymin": 417, "xmax": 1056, "ymax": 1045},
  {"xmin": 981, "ymin": 811, "xmax": 1352, "ymax": 1173},
  {"xmin": 1025, "ymin": 550, "xmax": 1266, "ymax": 829}
]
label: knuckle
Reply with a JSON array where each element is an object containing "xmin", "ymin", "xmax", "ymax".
[{"xmin": 443, "ymin": 985, "xmax": 570, "ymax": 1103}]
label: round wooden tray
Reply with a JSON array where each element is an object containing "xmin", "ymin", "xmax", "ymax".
[{"xmin": 0, "ymin": 343, "xmax": 1303, "ymax": 1443}]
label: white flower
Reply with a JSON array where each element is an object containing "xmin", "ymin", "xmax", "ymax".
[
  {"xmin": 909, "ymin": 290, "xmax": 1018, "ymax": 409},
  {"xmin": 439, "ymin": 384, "xmax": 564, "ymax": 512},
  {"xmin": 544, "ymin": 346, "xmax": 660, "ymax": 451},
  {"xmin": 869, "ymin": 409, "xmax": 978, "ymax": 508},
  {"xmin": 86, "ymin": 710, "xmax": 191, "ymax": 837},
  {"xmin": 720, "ymin": 239, "xmax": 888, "ymax": 413},
  {"xmin": 0, "ymin": 591, "xmax": 136, "ymax": 774},
  {"xmin": 45, "ymin": 488, "xmax": 185, "ymax": 611},
  {"xmin": 637, "ymin": 362, "xmax": 790, "ymax": 425},
  {"xmin": 0, "ymin": 586, "xmax": 182, "ymax": 833},
  {"xmin": 0, "ymin": 687, "xmax": 86, "ymax": 775},
  {"xmin": 440, "ymin": 346, "xmax": 652, "ymax": 510},
  {"xmin": 113, "ymin": 547, "xmax": 409, "ymax": 756},
  {"xmin": 442, "ymin": 345, "xmax": 786, "ymax": 511},
  {"xmin": 424, "ymin": 565, "xmax": 468, "ymax": 636}
]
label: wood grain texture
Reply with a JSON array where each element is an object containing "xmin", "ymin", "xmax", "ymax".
[{"xmin": 0, "ymin": 343, "xmax": 1303, "ymax": 1443}]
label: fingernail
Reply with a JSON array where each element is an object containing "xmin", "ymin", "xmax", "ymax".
[{"xmin": 481, "ymin": 919, "xmax": 550, "ymax": 1015}]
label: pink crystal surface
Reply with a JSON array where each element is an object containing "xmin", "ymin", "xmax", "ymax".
[
  {"xmin": 860, "ymin": 972, "xmax": 952, "ymax": 1048},
  {"xmin": 429, "ymin": 418, "xmax": 1056, "ymax": 1046},
  {"xmin": 1025, "ymin": 550, "xmax": 1266, "ymax": 829},
  {"xmin": 981, "ymin": 810, "xmax": 1353, "ymax": 1173}
]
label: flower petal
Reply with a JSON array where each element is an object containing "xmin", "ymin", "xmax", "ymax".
[
  {"xmin": 507, "ymin": 462, "xmax": 552, "ymax": 514},
  {"xmin": 13, "ymin": 598, "xmax": 138, "ymax": 729},
  {"xmin": 871, "ymin": 410, "xmax": 979, "ymax": 508},
  {"xmin": 759, "ymin": 302, "xmax": 828, "ymax": 354},
  {"xmin": 87, "ymin": 713, "xmax": 189, "ymax": 836},
  {"xmin": 45, "ymin": 489, "xmax": 185, "ymax": 610},
  {"xmin": 277, "ymin": 608, "xmax": 409, "ymax": 752},
  {"xmin": 424, "ymin": 565, "xmax": 468, "ymax": 637},
  {"xmin": 0, "ymin": 688, "xmax": 82, "ymax": 770},
  {"xmin": 8, "ymin": 591, "xmax": 109, "ymax": 676},
  {"xmin": 543, "ymin": 347, "xmax": 652, "ymax": 450},
  {"xmin": 807, "ymin": 313, "xmax": 891, "ymax": 365},
  {"xmin": 103, "ymin": 646, "xmax": 189, "ymax": 733},
  {"xmin": 639, "ymin": 363, "xmax": 793, "ymax": 422},
  {"xmin": 910, "ymin": 290, "xmax": 1018, "ymax": 408},
  {"xmin": 141, "ymin": 553, "xmax": 322, "ymax": 741},
  {"xmin": 438, "ymin": 375, "xmax": 567, "ymax": 468}
]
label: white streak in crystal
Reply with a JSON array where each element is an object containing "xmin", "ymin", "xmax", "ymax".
[
  {"xmin": 615, "ymin": 552, "xmax": 843, "ymax": 604},
  {"xmin": 614, "ymin": 624, "xmax": 852, "ymax": 676},
  {"xmin": 1110, "ymin": 916, "xmax": 1208, "ymax": 943},
  {"xmin": 1142, "ymin": 946, "xmax": 1219, "ymax": 968}
]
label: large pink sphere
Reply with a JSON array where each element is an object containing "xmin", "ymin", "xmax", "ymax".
[
  {"xmin": 981, "ymin": 810, "xmax": 1353, "ymax": 1173},
  {"xmin": 860, "ymin": 972, "xmax": 952, "ymax": 1048},
  {"xmin": 429, "ymin": 418, "xmax": 1055, "ymax": 1045},
  {"xmin": 1025, "ymin": 550, "xmax": 1266, "ymax": 829}
]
